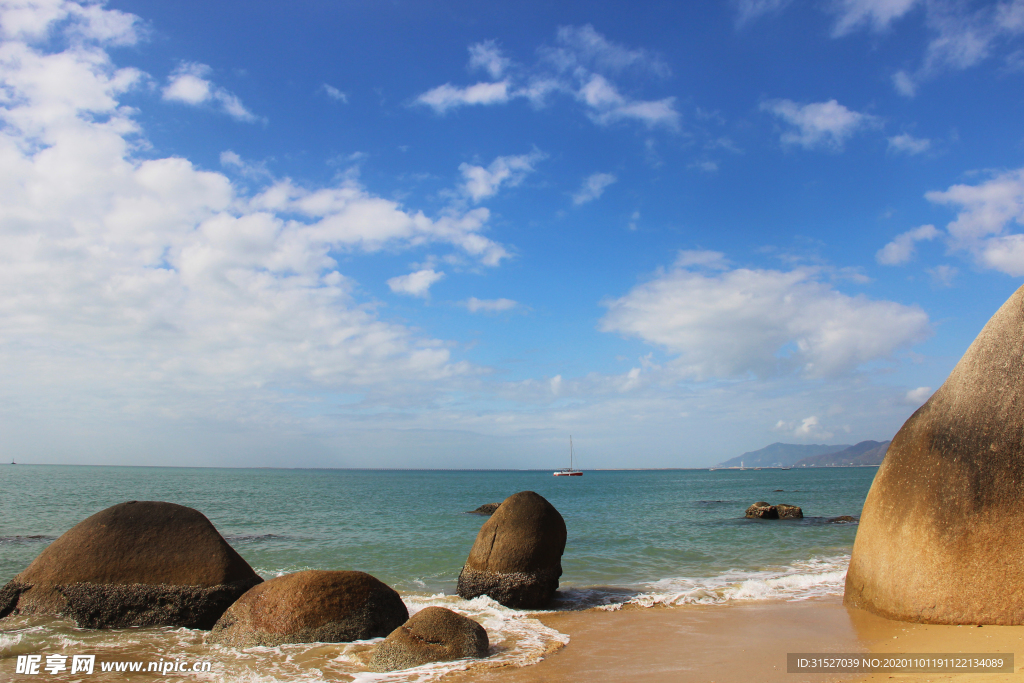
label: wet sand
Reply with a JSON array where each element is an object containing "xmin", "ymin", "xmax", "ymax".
[{"xmin": 448, "ymin": 597, "xmax": 1024, "ymax": 683}]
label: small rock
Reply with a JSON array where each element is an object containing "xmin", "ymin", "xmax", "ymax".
[
  {"xmin": 368, "ymin": 606, "xmax": 488, "ymax": 672},
  {"xmin": 776, "ymin": 503, "xmax": 804, "ymax": 519},
  {"xmin": 827, "ymin": 516, "xmax": 857, "ymax": 524},
  {"xmin": 745, "ymin": 502, "xmax": 779, "ymax": 519},
  {"xmin": 468, "ymin": 503, "xmax": 501, "ymax": 515}
]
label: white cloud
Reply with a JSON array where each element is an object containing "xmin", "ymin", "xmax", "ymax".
[
  {"xmin": 465, "ymin": 297, "xmax": 517, "ymax": 313},
  {"xmin": 546, "ymin": 24, "xmax": 671, "ymax": 77},
  {"xmin": 572, "ymin": 172, "xmax": 617, "ymax": 205},
  {"xmin": 459, "ymin": 150, "xmax": 544, "ymax": 202},
  {"xmin": 773, "ymin": 415, "xmax": 834, "ymax": 440},
  {"xmin": 468, "ymin": 40, "xmax": 510, "ymax": 79},
  {"xmin": 0, "ymin": 2, "xmax": 540, "ymax": 433},
  {"xmin": 162, "ymin": 62, "xmax": 258, "ymax": 122},
  {"xmin": 870, "ymin": 1, "xmax": 1024, "ymax": 93},
  {"xmin": 415, "ymin": 81, "xmax": 510, "ymax": 114},
  {"xmin": 599, "ymin": 253, "xmax": 931, "ymax": 379},
  {"xmin": 876, "ymin": 224, "xmax": 939, "ymax": 265},
  {"xmin": 387, "ymin": 269, "xmax": 445, "ymax": 297},
  {"xmin": 734, "ymin": 0, "xmax": 794, "ymax": 26},
  {"xmin": 414, "ymin": 26, "xmax": 680, "ymax": 130},
  {"xmin": 927, "ymin": 264, "xmax": 958, "ymax": 287},
  {"xmin": 322, "ymin": 83, "xmax": 347, "ymax": 102},
  {"xmin": 905, "ymin": 386, "xmax": 932, "ymax": 404},
  {"xmin": 762, "ymin": 99, "xmax": 879, "ymax": 151},
  {"xmin": 887, "ymin": 133, "xmax": 931, "ymax": 154},
  {"xmin": 831, "ymin": 0, "xmax": 921, "ymax": 36},
  {"xmin": 925, "ymin": 167, "xmax": 1024, "ymax": 275},
  {"xmin": 892, "ymin": 69, "xmax": 918, "ymax": 97}
]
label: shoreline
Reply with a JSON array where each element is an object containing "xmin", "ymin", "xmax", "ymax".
[{"xmin": 446, "ymin": 596, "xmax": 1024, "ymax": 683}]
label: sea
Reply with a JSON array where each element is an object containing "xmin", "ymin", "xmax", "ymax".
[{"xmin": 0, "ymin": 465, "xmax": 875, "ymax": 682}]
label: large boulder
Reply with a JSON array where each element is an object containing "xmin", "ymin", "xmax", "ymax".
[
  {"xmin": 209, "ymin": 570, "xmax": 408, "ymax": 647},
  {"xmin": 775, "ymin": 503, "xmax": 803, "ymax": 520},
  {"xmin": 456, "ymin": 491, "xmax": 565, "ymax": 609},
  {"xmin": 845, "ymin": 285, "xmax": 1024, "ymax": 625},
  {"xmin": 368, "ymin": 606, "xmax": 488, "ymax": 672},
  {"xmin": 0, "ymin": 501, "xmax": 261, "ymax": 629}
]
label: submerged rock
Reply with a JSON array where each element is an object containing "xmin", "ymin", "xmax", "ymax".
[
  {"xmin": 467, "ymin": 503, "xmax": 501, "ymax": 515},
  {"xmin": 775, "ymin": 503, "xmax": 804, "ymax": 520},
  {"xmin": 745, "ymin": 501, "xmax": 803, "ymax": 519},
  {"xmin": 826, "ymin": 516, "xmax": 857, "ymax": 524},
  {"xmin": 845, "ymin": 284, "xmax": 1024, "ymax": 625},
  {"xmin": 368, "ymin": 606, "xmax": 488, "ymax": 672},
  {"xmin": 456, "ymin": 491, "xmax": 566, "ymax": 609},
  {"xmin": 0, "ymin": 501, "xmax": 261, "ymax": 629},
  {"xmin": 209, "ymin": 570, "xmax": 407, "ymax": 647},
  {"xmin": 744, "ymin": 502, "xmax": 778, "ymax": 519}
]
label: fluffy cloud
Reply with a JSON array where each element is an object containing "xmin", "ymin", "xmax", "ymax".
[
  {"xmin": 322, "ymin": 83, "xmax": 347, "ymax": 102},
  {"xmin": 925, "ymin": 167, "xmax": 1024, "ymax": 275},
  {"xmin": 905, "ymin": 386, "xmax": 932, "ymax": 404},
  {"xmin": 876, "ymin": 224, "xmax": 939, "ymax": 265},
  {"xmin": 414, "ymin": 25, "xmax": 680, "ymax": 130},
  {"xmin": 465, "ymin": 297, "xmax": 517, "ymax": 312},
  {"xmin": 0, "ymin": 1, "xmax": 537, "ymax": 427},
  {"xmin": 468, "ymin": 39, "xmax": 510, "ymax": 79},
  {"xmin": 734, "ymin": 0, "xmax": 794, "ymax": 26},
  {"xmin": 599, "ymin": 252, "xmax": 931, "ymax": 379},
  {"xmin": 831, "ymin": 0, "xmax": 921, "ymax": 36},
  {"xmin": 459, "ymin": 150, "xmax": 545, "ymax": 202},
  {"xmin": 162, "ymin": 62, "xmax": 258, "ymax": 122},
  {"xmin": 887, "ymin": 133, "xmax": 932, "ymax": 154},
  {"xmin": 387, "ymin": 269, "xmax": 445, "ymax": 297},
  {"xmin": 415, "ymin": 81, "xmax": 511, "ymax": 114},
  {"xmin": 572, "ymin": 172, "xmax": 617, "ymax": 205},
  {"xmin": 762, "ymin": 99, "xmax": 879, "ymax": 150}
]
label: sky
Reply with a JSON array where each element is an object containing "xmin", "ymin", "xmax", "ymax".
[{"xmin": 1, "ymin": 0, "xmax": 1022, "ymax": 469}]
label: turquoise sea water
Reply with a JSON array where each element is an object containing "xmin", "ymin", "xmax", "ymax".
[{"xmin": 0, "ymin": 465, "xmax": 876, "ymax": 681}]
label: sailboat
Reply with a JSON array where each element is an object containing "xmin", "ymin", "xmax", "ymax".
[{"xmin": 553, "ymin": 436, "xmax": 583, "ymax": 477}]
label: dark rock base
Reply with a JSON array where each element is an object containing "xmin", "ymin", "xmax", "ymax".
[
  {"xmin": 456, "ymin": 565, "xmax": 559, "ymax": 609},
  {"xmin": 53, "ymin": 579, "xmax": 262, "ymax": 630}
]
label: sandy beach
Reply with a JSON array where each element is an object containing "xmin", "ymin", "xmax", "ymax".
[{"xmin": 447, "ymin": 597, "xmax": 1023, "ymax": 683}]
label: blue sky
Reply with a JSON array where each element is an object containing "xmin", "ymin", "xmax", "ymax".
[{"xmin": 1, "ymin": 0, "xmax": 1022, "ymax": 468}]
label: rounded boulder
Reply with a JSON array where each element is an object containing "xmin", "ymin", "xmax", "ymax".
[
  {"xmin": 208, "ymin": 570, "xmax": 408, "ymax": 647},
  {"xmin": 368, "ymin": 606, "xmax": 488, "ymax": 672},
  {"xmin": 456, "ymin": 491, "xmax": 566, "ymax": 609},
  {"xmin": 845, "ymin": 284, "xmax": 1024, "ymax": 624},
  {"xmin": 0, "ymin": 501, "xmax": 261, "ymax": 629}
]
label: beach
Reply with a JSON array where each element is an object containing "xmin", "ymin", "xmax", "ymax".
[{"xmin": 449, "ymin": 598, "xmax": 1024, "ymax": 683}]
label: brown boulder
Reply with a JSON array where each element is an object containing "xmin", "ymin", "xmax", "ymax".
[
  {"xmin": 368, "ymin": 606, "xmax": 488, "ymax": 672},
  {"xmin": 744, "ymin": 502, "xmax": 778, "ymax": 519},
  {"xmin": 456, "ymin": 491, "xmax": 566, "ymax": 609},
  {"xmin": 775, "ymin": 503, "xmax": 804, "ymax": 519},
  {"xmin": 0, "ymin": 501, "xmax": 261, "ymax": 629},
  {"xmin": 845, "ymin": 284, "xmax": 1024, "ymax": 624},
  {"xmin": 209, "ymin": 570, "xmax": 408, "ymax": 647}
]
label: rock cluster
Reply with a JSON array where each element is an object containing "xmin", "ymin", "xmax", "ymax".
[
  {"xmin": 0, "ymin": 501, "xmax": 261, "ymax": 629},
  {"xmin": 368, "ymin": 606, "xmax": 488, "ymax": 672},
  {"xmin": 744, "ymin": 501, "xmax": 803, "ymax": 519},
  {"xmin": 846, "ymin": 284, "xmax": 1024, "ymax": 625},
  {"xmin": 457, "ymin": 491, "xmax": 566, "ymax": 609},
  {"xmin": 209, "ymin": 570, "xmax": 408, "ymax": 647}
]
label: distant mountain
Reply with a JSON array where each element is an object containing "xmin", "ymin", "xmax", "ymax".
[
  {"xmin": 715, "ymin": 442, "xmax": 851, "ymax": 468},
  {"xmin": 792, "ymin": 440, "xmax": 891, "ymax": 467}
]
